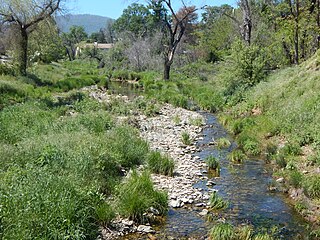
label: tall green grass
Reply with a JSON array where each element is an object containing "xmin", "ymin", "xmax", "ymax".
[{"xmin": 117, "ymin": 170, "xmax": 168, "ymax": 223}]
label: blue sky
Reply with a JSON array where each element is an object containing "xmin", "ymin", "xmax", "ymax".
[{"xmin": 66, "ymin": 0, "xmax": 236, "ymax": 19}]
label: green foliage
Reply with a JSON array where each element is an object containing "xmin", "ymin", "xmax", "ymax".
[
  {"xmin": 189, "ymin": 116, "xmax": 204, "ymax": 126},
  {"xmin": 107, "ymin": 126, "xmax": 149, "ymax": 168},
  {"xmin": 147, "ymin": 151, "xmax": 175, "ymax": 176},
  {"xmin": 117, "ymin": 170, "xmax": 168, "ymax": 223},
  {"xmin": 206, "ymin": 156, "xmax": 220, "ymax": 176},
  {"xmin": 210, "ymin": 223, "xmax": 234, "ymax": 240},
  {"xmin": 288, "ymin": 170, "xmax": 303, "ymax": 188},
  {"xmin": 0, "ymin": 63, "xmax": 15, "ymax": 75},
  {"xmin": 228, "ymin": 149, "xmax": 246, "ymax": 164},
  {"xmin": 181, "ymin": 131, "xmax": 192, "ymax": 145},
  {"xmin": 209, "ymin": 192, "xmax": 228, "ymax": 210},
  {"xmin": 112, "ymin": 3, "xmax": 156, "ymax": 37},
  {"xmin": 303, "ymin": 175, "xmax": 320, "ymax": 199},
  {"xmin": 216, "ymin": 137, "xmax": 231, "ymax": 149}
]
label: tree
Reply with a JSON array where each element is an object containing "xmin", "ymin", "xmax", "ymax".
[
  {"xmin": 113, "ymin": 3, "xmax": 155, "ymax": 38},
  {"xmin": 28, "ymin": 18, "xmax": 64, "ymax": 63},
  {"xmin": 61, "ymin": 25, "xmax": 88, "ymax": 61},
  {"xmin": 151, "ymin": 0, "xmax": 200, "ymax": 80},
  {"xmin": 0, "ymin": 0, "xmax": 63, "ymax": 75}
]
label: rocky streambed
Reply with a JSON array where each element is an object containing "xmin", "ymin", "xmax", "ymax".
[{"xmin": 85, "ymin": 86, "xmax": 310, "ymax": 240}]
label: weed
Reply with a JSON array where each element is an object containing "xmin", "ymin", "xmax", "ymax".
[
  {"xmin": 206, "ymin": 156, "xmax": 220, "ymax": 176},
  {"xmin": 228, "ymin": 149, "xmax": 246, "ymax": 163},
  {"xmin": 210, "ymin": 223, "xmax": 234, "ymax": 240},
  {"xmin": 189, "ymin": 116, "xmax": 204, "ymax": 126},
  {"xmin": 181, "ymin": 131, "xmax": 192, "ymax": 145},
  {"xmin": 173, "ymin": 115, "xmax": 181, "ymax": 125},
  {"xmin": 209, "ymin": 192, "xmax": 228, "ymax": 210},
  {"xmin": 216, "ymin": 137, "xmax": 231, "ymax": 149},
  {"xmin": 147, "ymin": 151, "xmax": 175, "ymax": 176}
]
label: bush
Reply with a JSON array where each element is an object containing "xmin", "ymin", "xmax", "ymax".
[
  {"xmin": 209, "ymin": 192, "xmax": 228, "ymax": 210},
  {"xmin": 181, "ymin": 131, "xmax": 192, "ymax": 145},
  {"xmin": 117, "ymin": 170, "xmax": 168, "ymax": 223},
  {"xmin": 147, "ymin": 151, "xmax": 175, "ymax": 176}
]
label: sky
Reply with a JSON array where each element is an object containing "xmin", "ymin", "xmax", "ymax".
[{"xmin": 66, "ymin": 0, "xmax": 236, "ymax": 19}]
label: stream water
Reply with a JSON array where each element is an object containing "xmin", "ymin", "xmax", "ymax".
[
  {"xmin": 109, "ymin": 82, "xmax": 310, "ymax": 239},
  {"xmin": 152, "ymin": 112, "xmax": 309, "ymax": 240}
]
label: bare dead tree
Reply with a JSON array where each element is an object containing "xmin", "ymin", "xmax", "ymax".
[{"xmin": 152, "ymin": 0, "xmax": 201, "ymax": 80}]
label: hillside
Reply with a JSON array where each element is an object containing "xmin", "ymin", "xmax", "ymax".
[{"xmin": 56, "ymin": 14, "xmax": 114, "ymax": 34}]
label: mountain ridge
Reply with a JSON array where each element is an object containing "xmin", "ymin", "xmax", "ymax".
[{"xmin": 56, "ymin": 14, "xmax": 114, "ymax": 34}]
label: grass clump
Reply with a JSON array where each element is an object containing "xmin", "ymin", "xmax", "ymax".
[
  {"xmin": 147, "ymin": 151, "xmax": 175, "ymax": 176},
  {"xmin": 107, "ymin": 126, "xmax": 149, "ymax": 169},
  {"xmin": 209, "ymin": 223, "xmax": 274, "ymax": 240},
  {"xmin": 210, "ymin": 223, "xmax": 235, "ymax": 240},
  {"xmin": 189, "ymin": 116, "xmax": 204, "ymax": 126},
  {"xmin": 228, "ymin": 149, "xmax": 246, "ymax": 163},
  {"xmin": 181, "ymin": 131, "xmax": 192, "ymax": 145},
  {"xmin": 216, "ymin": 137, "xmax": 231, "ymax": 149},
  {"xmin": 117, "ymin": 170, "xmax": 168, "ymax": 223},
  {"xmin": 303, "ymin": 175, "xmax": 320, "ymax": 199},
  {"xmin": 209, "ymin": 192, "xmax": 228, "ymax": 210},
  {"xmin": 206, "ymin": 156, "xmax": 221, "ymax": 176}
]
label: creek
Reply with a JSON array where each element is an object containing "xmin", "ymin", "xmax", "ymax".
[{"xmin": 108, "ymin": 82, "xmax": 309, "ymax": 239}]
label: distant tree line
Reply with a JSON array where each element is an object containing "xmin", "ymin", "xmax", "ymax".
[{"xmin": 0, "ymin": 0, "xmax": 319, "ymax": 79}]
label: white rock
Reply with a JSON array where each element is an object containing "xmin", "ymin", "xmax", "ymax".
[
  {"xmin": 137, "ymin": 225, "xmax": 155, "ymax": 233},
  {"xmin": 199, "ymin": 209, "xmax": 209, "ymax": 216}
]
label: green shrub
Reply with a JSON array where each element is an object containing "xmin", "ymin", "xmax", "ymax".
[
  {"xmin": 216, "ymin": 137, "xmax": 231, "ymax": 149},
  {"xmin": 228, "ymin": 149, "xmax": 246, "ymax": 163},
  {"xmin": 210, "ymin": 223, "xmax": 234, "ymax": 240},
  {"xmin": 181, "ymin": 131, "xmax": 192, "ymax": 145},
  {"xmin": 117, "ymin": 170, "xmax": 168, "ymax": 223},
  {"xmin": 303, "ymin": 175, "xmax": 320, "ymax": 199},
  {"xmin": 147, "ymin": 151, "xmax": 175, "ymax": 176},
  {"xmin": 209, "ymin": 192, "xmax": 228, "ymax": 210},
  {"xmin": 281, "ymin": 142, "xmax": 302, "ymax": 156},
  {"xmin": 0, "ymin": 63, "xmax": 15, "ymax": 75}
]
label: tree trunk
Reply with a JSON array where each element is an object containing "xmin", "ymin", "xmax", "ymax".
[
  {"xmin": 241, "ymin": 0, "xmax": 252, "ymax": 45},
  {"xmin": 19, "ymin": 28, "xmax": 28, "ymax": 76},
  {"xmin": 164, "ymin": 59, "xmax": 171, "ymax": 80}
]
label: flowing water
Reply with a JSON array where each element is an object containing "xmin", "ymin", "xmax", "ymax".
[
  {"xmin": 109, "ymin": 82, "xmax": 310, "ymax": 239},
  {"xmin": 152, "ymin": 112, "xmax": 308, "ymax": 239}
]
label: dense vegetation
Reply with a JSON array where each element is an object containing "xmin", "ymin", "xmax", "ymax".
[{"xmin": 1, "ymin": 0, "xmax": 320, "ymax": 238}]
